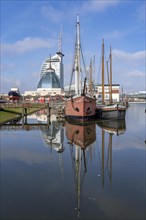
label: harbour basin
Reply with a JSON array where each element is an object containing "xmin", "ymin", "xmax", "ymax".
[{"xmin": 0, "ymin": 103, "xmax": 145, "ymax": 220}]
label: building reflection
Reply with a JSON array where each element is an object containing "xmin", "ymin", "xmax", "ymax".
[{"xmin": 37, "ymin": 110, "xmax": 64, "ymax": 153}]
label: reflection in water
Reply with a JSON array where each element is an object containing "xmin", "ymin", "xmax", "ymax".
[
  {"xmin": 37, "ymin": 111, "xmax": 64, "ymax": 153},
  {"xmin": 65, "ymin": 122, "xmax": 96, "ymax": 216},
  {"xmin": 1, "ymin": 104, "xmax": 145, "ymax": 220},
  {"xmin": 41, "ymin": 121, "xmax": 64, "ymax": 153},
  {"xmin": 24, "ymin": 110, "xmax": 65, "ymax": 153},
  {"xmin": 97, "ymin": 119, "xmax": 126, "ymax": 135},
  {"xmin": 98, "ymin": 119, "xmax": 126, "ymax": 188},
  {"xmin": 65, "ymin": 122, "xmax": 96, "ymax": 149},
  {"xmin": 7, "ymin": 116, "xmax": 22, "ymax": 124},
  {"xmin": 64, "ymin": 119, "xmax": 126, "ymax": 216}
]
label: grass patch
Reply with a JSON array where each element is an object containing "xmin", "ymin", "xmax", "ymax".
[
  {"xmin": 0, "ymin": 106, "xmax": 46, "ymax": 124},
  {"xmin": 0, "ymin": 111, "xmax": 20, "ymax": 124},
  {"xmin": 4, "ymin": 107, "xmax": 41, "ymax": 114}
]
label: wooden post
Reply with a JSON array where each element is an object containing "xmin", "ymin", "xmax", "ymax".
[
  {"xmin": 47, "ymin": 103, "xmax": 51, "ymax": 125},
  {"xmin": 24, "ymin": 108, "xmax": 27, "ymax": 116},
  {"xmin": 22, "ymin": 104, "xmax": 27, "ymax": 124},
  {"xmin": 22, "ymin": 107, "xmax": 24, "ymax": 117},
  {"xmin": 47, "ymin": 103, "xmax": 51, "ymax": 117},
  {"xmin": 24, "ymin": 115, "xmax": 27, "ymax": 124}
]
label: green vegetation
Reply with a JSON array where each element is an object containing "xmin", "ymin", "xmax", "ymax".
[
  {"xmin": 0, "ymin": 111, "xmax": 20, "ymax": 124},
  {"xmin": 4, "ymin": 107, "xmax": 41, "ymax": 114},
  {"xmin": 0, "ymin": 105, "xmax": 46, "ymax": 124}
]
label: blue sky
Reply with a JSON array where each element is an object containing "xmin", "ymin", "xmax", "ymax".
[{"xmin": 1, "ymin": 0, "xmax": 145, "ymax": 94}]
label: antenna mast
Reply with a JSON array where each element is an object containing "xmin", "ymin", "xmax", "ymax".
[{"xmin": 58, "ymin": 26, "xmax": 62, "ymax": 53}]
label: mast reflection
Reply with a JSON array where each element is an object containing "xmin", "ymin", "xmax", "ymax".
[
  {"xmin": 97, "ymin": 119, "xmax": 126, "ymax": 188},
  {"xmin": 65, "ymin": 121, "xmax": 96, "ymax": 216}
]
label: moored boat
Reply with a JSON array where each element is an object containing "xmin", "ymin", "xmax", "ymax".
[
  {"xmin": 65, "ymin": 15, "xmax": 96, "ymax": 121},
  {"xmin": 96, "ymin": 103, "xmax": 126, "ymax": 120},
  {"xmin": 8, "ymin": 87, "xmax": 21, "ymax": 101},
  {"xmin": 65, "ymin": 80, "xmax": 96, "ymax": 121},
  {"xmin": 96, "ymin": 40, "xmax": 126, "ymax": 119}
]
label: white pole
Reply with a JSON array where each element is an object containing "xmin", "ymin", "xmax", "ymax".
[{"xmin": 75, "ymin": 14, "xmax": 81, "ymax": 95}]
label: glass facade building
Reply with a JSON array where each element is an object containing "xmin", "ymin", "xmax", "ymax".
[
  {"xmin": 40, "ymin": 53, "xmax": 64, "ymax": 89},
  {"xmin": 37, "ymin": 68, "xmax": 61, "ymax": 90}
]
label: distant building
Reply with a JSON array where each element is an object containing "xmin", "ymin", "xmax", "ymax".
[
  {"xmin": 40, "ymin": 32, "xmax": 64, "ymax": 89},
  {"xmin": 94, "ymin": 84, "xmax": 120, "ymax": 102},
  {"xmin": 40, "ymin": 52, "xmax": 64, "ymax": 89},
  {"xmin": 24, "ymin": 32, "xmax": 65, "ymax": 98},
  {"xmin": 36, "ymin": 61, "xmax": 62, "ymax": 96},
  {"xmin": 64, "ymin": 83, "xmax": 120, "ymax": 102},
  {"xmin": 126, "ymin": 91, "xmax": 146, "ymax": 102}
]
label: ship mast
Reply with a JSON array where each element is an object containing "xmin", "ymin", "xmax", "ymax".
[
  {"xmin": 102, "ymin": 39, "xmax": 105, "ymax": 104},
  {"xmin": 89, "ymin": 58, "xmax": 93, "ymax": 95},
  {"xmin": 75, "ymin": 14, "xmax": 81, "ymax": 95},
  {"xmin": 109, "ymin": 46, "xmax": 113, "ymax": 104}
]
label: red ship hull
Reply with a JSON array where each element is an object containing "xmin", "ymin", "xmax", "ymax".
[{"xmin": 65, "ymin": 95, "xmax": 96, "ymax": 121}]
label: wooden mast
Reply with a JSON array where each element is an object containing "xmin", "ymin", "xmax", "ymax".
[
  {"xmin": 109, "ymin": 46, "xmax": 113, "ymax": 104},
  {"xmin": 102, "ymin": 39, "xmax": 105, "ymax": 104}
]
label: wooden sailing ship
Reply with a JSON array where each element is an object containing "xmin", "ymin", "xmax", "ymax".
[
  {"xmin": 65, "ymin": 15, "xmax": 96, "ymax": 121},
  {"xmin": 96, "ymin": 39, "xmax": 126, "ymax": 120}
]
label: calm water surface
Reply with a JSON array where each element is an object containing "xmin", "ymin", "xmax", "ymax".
[{"xmin": 1, "ymin": 103, "xmax": 145, "ymax": 220}]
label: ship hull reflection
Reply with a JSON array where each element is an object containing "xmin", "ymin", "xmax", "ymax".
[
  {"xmin": 65, "ymin": 121, "xmax": 96, "ymax": 149},
  {"xmin": 97, "ymin": 119, "xmax": 126, "ymax": 135}
]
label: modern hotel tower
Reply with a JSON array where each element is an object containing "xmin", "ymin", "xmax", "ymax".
[{"xmin": 40, "ymin": 32, "xmax": 64, "ymax": 89}]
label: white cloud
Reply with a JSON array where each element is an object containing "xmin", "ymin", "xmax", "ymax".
[
  {"xmin": 137, "ymin": 3, "xmax": 145, "ymax": 21},
  {"xmin": 41, "ymin": 4, "xmax": 64, "ymax": 22},
  {"xmin": 1, "ymin": 76, "xmax": 21, "ymax": 92},
  {"xmin": 0, "ymin": 63, "xmax": 16, "ymax": 73},
  {"xmin": 127, "ymin": 70, "xmax": 144, "ymax": 77},
  {"xmin": 1, "ymin": 37, "xmax": 56, "ymax": 54},
  {"xmin": 104, "ymin": 30, "xmax": 124, "ymax": 39},
  {"xmin": 113, "ymin": 49, "xmax": 145, "ymax": 62},
  {"xmin": 32, "ymin": 72, "xmax": 40, "ymax": 78},
  {"xmin": 108, "ymin": 49, "xmax": 145, "ymax": 92},
  {"xmin": 82, "ymin": 0, "xmax": 118, "ymax": 12}
]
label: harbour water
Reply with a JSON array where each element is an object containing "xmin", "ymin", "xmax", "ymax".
[{"xmin": 1, "ymin": 103, "xmax": 145, "ymax": 220}]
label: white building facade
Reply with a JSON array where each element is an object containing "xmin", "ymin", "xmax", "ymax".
[{"xmin": 94, "ymin": 84, "xmax": 120, "ymax": 102}]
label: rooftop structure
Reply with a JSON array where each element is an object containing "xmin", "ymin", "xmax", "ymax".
[
  {"xmin": 37, "ymin": 66, "xmax": 61, "ymax": 90},
  {"xmin": 40, "ymin": 32, "xmax": 64, "ymax": 89}
]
